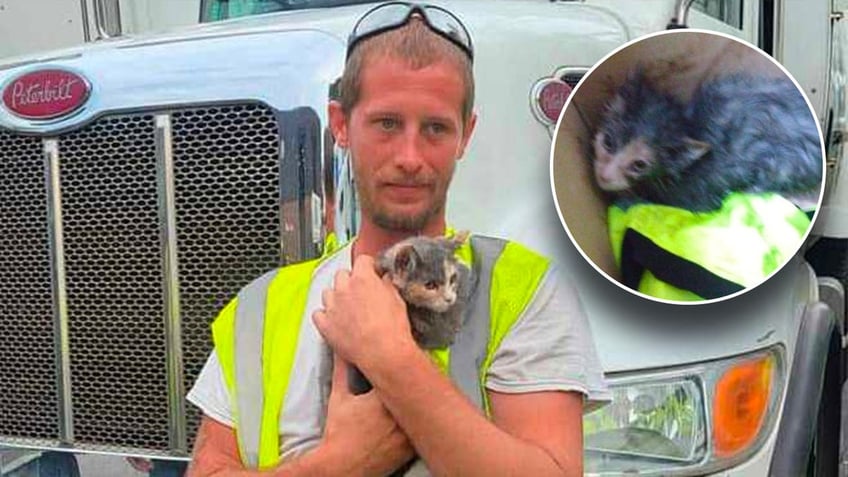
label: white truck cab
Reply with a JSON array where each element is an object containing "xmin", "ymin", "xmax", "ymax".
[{"xmin": 0, "ymin": 1, "xmax": 844, "ymax": 476}]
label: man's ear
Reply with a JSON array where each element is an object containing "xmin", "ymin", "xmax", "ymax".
[
  {"xmin": 328, "ymin": 100, "xmax": 349, "ymax": 148},
  {"xmin": 455, "ymin": 111, "xmax": 477, "ymax": 160}
]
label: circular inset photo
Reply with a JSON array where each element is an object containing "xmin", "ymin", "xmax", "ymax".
[{"xmin": 550, "ymin": 29, "xmax": 825, "ymax": 304}]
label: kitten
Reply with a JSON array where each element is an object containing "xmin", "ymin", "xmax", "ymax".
[
  {"xmin": 592, "ymin": 70, "xmax": 822, "ymax": 212},
  {"xmin": 347, "ymin": 231, "xmax": 472, "ymax": 395},
  {"xmin": 346, "ymin": 232, "xmax": 472, "ymax": 477},
  {"xmin": 377, "ymin": 230, "xmax": 472, "ymax": 349}
]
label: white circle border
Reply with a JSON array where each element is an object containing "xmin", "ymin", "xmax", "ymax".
[{"xmin": 547, "ymin": 28, "xmax": 828, "ymax": 306}]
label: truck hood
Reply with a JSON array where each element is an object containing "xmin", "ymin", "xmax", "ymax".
[{"xmin": 0, "ymin": 0, "xmax": 806, "ymax": 375}]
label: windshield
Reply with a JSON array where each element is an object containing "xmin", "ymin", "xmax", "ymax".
[{"xmin": 201, "ymin": 0, "xmax": 379, "ymax": 22}]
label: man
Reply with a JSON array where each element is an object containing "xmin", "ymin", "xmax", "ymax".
[{"xmin": 187, "ymin": 3, "xmax": 609, "ymax": 476}]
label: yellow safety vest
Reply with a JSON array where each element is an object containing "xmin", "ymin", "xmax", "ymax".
[
  {"xmin": 211, "ymin": 234, "xmax": 551, "ymax": 469},
  {"xmin": 608, "ymin": 192, "xmax": 812, "ymax": 301}
]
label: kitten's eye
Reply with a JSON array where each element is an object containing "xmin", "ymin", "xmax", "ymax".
[
  {"xmin": 602, "ymin": 134, "xmax": 615, "ymax": 152},
  {"xmin": 628, "ymin": 158, "xmax": 650, "ymax": 175},
  {"xmin": 449, "ymin": 273, "xmax": 457, "ymax": 285},
  {"xmin": 425, "ymin": 280, "xmax": 439, "ymax": 290}
]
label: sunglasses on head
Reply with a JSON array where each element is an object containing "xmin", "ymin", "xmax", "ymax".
[{"xmin": 347, "ymin": 2, "xmax": 474, "ymax": 61}]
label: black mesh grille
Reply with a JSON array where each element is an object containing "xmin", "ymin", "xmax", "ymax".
[
  {"xmin": 0, "ymin": 132, "xmax": 59, "ymax": 442},
  {"xmin": 0, "ymin": 103, "xmax": 284, "ymax": 455},
  {"xmin": 171, "ymin": 104, "xmax": 281, "ymax": 445}
]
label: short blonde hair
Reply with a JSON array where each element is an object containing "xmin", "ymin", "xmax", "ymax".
[{"xmin": 338, "ymin": 18, "xmax": 475, "ymax": 125}]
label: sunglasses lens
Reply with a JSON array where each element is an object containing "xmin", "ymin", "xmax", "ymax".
[
  {"xmin": 423, "ymin": 8, "xmax": 472, "ymax": 55},
  {"xmin": 352, "ymin": 3, "xmax": 412, "ymax": 41}
]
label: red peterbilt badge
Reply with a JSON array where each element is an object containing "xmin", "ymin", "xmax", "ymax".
[
  {"xmin": 2, "ymin": 69, "xmax": 90, "ymax": 120},
  {"xmin": 537, "ymin": 81, "xmax": 573, "ymax": 124},
  {"xmin": 531, "ymin": 67, "xmax": 588, "ymax": 135}
]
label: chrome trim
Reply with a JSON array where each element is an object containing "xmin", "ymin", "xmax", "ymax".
[
  {"xmin": 93, "ymin": 0, "xmax": 111, "ymax": 40},
  {"xmin": 80, "ymin": 0, "xmax": 92, "ymax": 43},
  {"xmin": 773, "ymin": 0, "xmax": 785, "ymax": 64},
  {"xmin": 45, "ymin": 138, "xmax": 74, "ymax": 443},
  {"xmin": 155, "ymin": 114, "xmax": 187, "ymax": 453},
  {"xmin": 0, "ymin": 29, "xmax": 345, "ymax": 135},
  {"xmin": 0, "ymin": 439, "xmax": 190, "ymax": 461},
  {"xmin": 673, "ymin": 0, "xmax": 697, "ymax": 26}
]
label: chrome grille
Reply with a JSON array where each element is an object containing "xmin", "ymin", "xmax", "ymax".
[
  {"xmin": 0, "ymin": 132, "xmax": 59, "ymax": 442},
  {"xmin": 0, "ymin": 103, "xmax": 285, "ymax": 455},
  {"xmin": 171, "ymin": 104, "xmax": 281, "ymax": 445},
  {"xmin": 60, "ymin": 113, "xmax": 171, "ymax": 450}
]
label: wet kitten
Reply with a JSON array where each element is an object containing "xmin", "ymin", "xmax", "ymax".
[
  {"xmin": 347, "ymin": 231, "xmax": 472, "ymax": 395},
  {"xmin": 592, "ymin": 70, "xmax": 822, "ymax": 211}
]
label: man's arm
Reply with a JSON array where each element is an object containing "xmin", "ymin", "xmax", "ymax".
[
  {"xmin": 370, "ymin": 343, "xmax": 584, "ymax": 476},
  {"xmin": 188, "ymin": 353, "xmax": 414, "ymax": 477},
  {"xmin": 187, "ymin": 416, "xmax": 329, "ymax": 477},
  {"xmin": 313, "ymin": 256, "xmax": 585, "ymax": 476}
]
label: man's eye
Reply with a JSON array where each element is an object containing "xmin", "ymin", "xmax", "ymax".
[
  {"xmin": 378, "ymin": 118, "xmax": 398, "ymax": 131},
  {"xmin": 425, "ymin": 122, "xmax": 449, "ymax": 135}
]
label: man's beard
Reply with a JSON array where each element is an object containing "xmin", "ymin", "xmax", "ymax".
[
  {"xmin": 358, "ymin": 182, "xmax": 448, "ymax": 233},
  {"xmin": 350, "ymin": 148, "xmax": 455, "ymax": 233}
]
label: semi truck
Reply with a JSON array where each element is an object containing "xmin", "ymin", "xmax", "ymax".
[{"xmin": 0, "ymin": 0, "xmax": 845, "ymax": 475}]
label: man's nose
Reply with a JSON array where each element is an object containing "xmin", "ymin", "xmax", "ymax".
[{"xmin": 394, "ymin": 128, "xmax": 425, "ymax": 173}]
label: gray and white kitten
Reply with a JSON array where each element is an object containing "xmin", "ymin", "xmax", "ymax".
[
  {"xmin": 347, "ymin": 231, "xmax": 472, "ymax": 395},
  {"xmin": 377, "ymin": 230, "xmax": 472, "ymax": 349},
  {"xmin": 346, "ymin": 232, "xmax": 473, "ymax": 476},
  {"xmin": 592, "ymin": 70, "xmax": 822, "ymax": 211}
]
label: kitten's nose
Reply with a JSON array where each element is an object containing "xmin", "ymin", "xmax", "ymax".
[
  {"xmin": 445, "ymin": 291, "xmax": 456, "ymax": 304},
  {"xmin": 596, "ymin": 169, "xmax": 613, "ymax": 188}
]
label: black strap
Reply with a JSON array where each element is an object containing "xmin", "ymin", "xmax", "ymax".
[{"xmin": 620, "ymin": 229, "xmax": 745, "ymax": 299}]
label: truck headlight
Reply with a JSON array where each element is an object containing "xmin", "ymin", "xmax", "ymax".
[{"xmin": 584, "ymin": 347, "xmax": 784, "ymax": 475}]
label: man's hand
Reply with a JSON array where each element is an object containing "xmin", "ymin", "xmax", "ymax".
[
  {"xmin": 320, "ymin": 353, "xmax": 415, "ymax": 477},
  {"xmin": 312, "ymin": 254, "xmax": 416, "ymax": 371},
  {"xmin": 126, "ymin": 457, "xmax": 153, "ymax": 473},
  {"xmin": 187, "ymin": 354, "xmax": 413, "ymax": 477}
]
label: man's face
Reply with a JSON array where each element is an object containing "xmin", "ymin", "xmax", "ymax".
[{"xmin": 330, "ymin": 54, "xmax": 476, "ymax": 232}]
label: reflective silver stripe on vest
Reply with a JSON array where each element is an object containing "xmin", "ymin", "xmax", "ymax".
[
  {"xmin": 233, "ymin": 269, "xmax": 278, "ymax": 469},
  {"xmin": 449, "ymin": 236, "xmax": 507, "ymax": 411}
]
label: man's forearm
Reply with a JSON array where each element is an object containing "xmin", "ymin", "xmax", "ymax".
[
  {"xmin": 188, "ymin": 417, "xmax": 346, "ymax": 477},
  {"xmin": 366, "ymin": 344, "xmax": 577, "ymax": 477},
  {"xmin": 189, "ymin": 448, "xmax": 336, "ymax": 477}
]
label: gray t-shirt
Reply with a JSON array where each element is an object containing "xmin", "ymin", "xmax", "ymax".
[{"xmin": 187, "ymin": 242, "xmax": 610, "ymax": 460}]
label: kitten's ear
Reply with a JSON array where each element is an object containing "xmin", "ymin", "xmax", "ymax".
[
  {"xmin": 394, "ymin": 245, "xmax": 418, "ymax": 276},
  {"xmin": 450, "ymin": 230, "xmax": 469, "ymax": 250},
  {"xmin": 681, "ymin": 138, "xmax": 711, "ymax": 164},
  {"xmin": 623, "ymin": 65, "xmax": 650, "ymax": 97},
  {"xmin": 607, "ymin": 94, "xmax": 626, "ymax": 115},
  {"xmin": 375, "ymin": 254, "xmax": 391, "ymax": 277}
]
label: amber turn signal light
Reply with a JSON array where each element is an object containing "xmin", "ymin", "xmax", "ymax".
[{"xmin": 712, "ymin": 354, "xmax": 774, "ymax": 458}]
